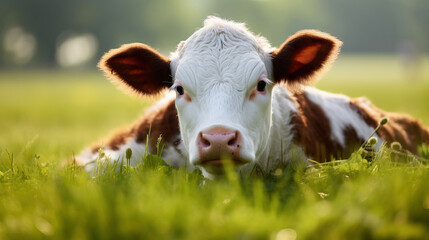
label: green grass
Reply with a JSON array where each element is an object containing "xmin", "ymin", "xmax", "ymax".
[{"xmin": 0, "ymin": 56, "xmax": 429, "ymax": 239}]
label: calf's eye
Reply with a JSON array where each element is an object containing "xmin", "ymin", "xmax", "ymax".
[
  {"xmin": 176, "ymin": 86, "xmax": 184, "ymax": 95},
  {"xmin": 257, "ymin": 80, "xmax": 266, "ymax": 92}
]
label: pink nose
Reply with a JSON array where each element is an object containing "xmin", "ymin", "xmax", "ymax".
[{"xmin": 197, "ymin": 127, "xmax": 242, "ymax": 166}]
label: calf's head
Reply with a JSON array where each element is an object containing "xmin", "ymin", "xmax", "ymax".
[{"xmin": 98, "ymin": 17, "xmax": 341, "ymax": 176}]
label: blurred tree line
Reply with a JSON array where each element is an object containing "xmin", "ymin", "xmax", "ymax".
[{"xmin": 0, "ymin": 0, "xmax": 428, "ymax": 69}]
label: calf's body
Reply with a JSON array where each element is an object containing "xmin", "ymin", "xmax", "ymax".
[
  {"xmin": 77, "ymin": 86, "xmax": 429, "ymax": 175},
  {"xmin": 76, "ymin": 17, "xmax": 429, "ymax": 178}
]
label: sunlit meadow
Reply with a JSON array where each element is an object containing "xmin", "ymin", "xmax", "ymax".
[{"xmin": 0, "ymin": 56, "xmax": 428, "ymax": 239}]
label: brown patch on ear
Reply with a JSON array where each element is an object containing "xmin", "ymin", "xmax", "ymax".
[
  {"xmin": 272, "ymin": 30, "xmax": 342, "ymax": 85},
  {"xmin": 289, "ymin": 43, "xmax": 321, "ymax": 73},
  {"xmin": 98, "ymin": 43, "xmax": 172, "ymax": 96}
]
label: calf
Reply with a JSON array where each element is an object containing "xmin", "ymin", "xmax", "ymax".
[{"xmin": 76, "ymin": 17, "xmax": 429, "ymax": 178}]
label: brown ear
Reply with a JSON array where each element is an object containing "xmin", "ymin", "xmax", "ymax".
[
  {"xmin": 98, "ymin": 43, "xmax": 172, "ymax": 95},
  {"xmin": 271, "ymin": 30, "xmax": 342, "ymax": 84}
]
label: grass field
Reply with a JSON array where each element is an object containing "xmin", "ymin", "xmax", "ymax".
[{"xmin": 0, "ymin": 55, "xmax": 429, "ymax": 239}]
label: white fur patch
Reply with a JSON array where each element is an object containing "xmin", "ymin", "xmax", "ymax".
[
  {"xmin": 262, "ymin": 86, "xmax": 304, "ymax": 171},
  {"xmin": 170, "ymin": 16, "xmax": 273, "ymax": 80},
  {"xmin": 76, "ymin": 134, "xmax": 190, "ymax": 175},
  {"xmin": 76, "ymin": 138, "xmax": 147, "ymax": 174},
  {"xmin": 304, "ymin": 87, "xmax": 383, "ymax": 149},
  {"xmin": 161, "ymin": 135, "xmax": 193, "ymax": 171}
]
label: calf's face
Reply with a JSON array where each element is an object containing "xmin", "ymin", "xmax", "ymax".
[{"xmin": 98, "ymin": 18, "xmax": 341, "ymax": 176}]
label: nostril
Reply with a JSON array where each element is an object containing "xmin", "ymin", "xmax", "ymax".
[
  {"xmin": 227, "ymin": 135, "xmax": 237, "ymax": 146},
  {"xmin": 227, "ymin": 131, "xmax": 239, "ymax": 147},
  {"xmin": 199, "ymin": 132, "xmax": 211, "ymax": 148}
]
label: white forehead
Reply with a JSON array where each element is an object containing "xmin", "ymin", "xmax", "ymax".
[{"xmin": 170, "ymin": 16, "xmax": 274, "ymax": 85}]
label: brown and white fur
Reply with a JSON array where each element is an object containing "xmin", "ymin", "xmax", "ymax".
[{"xmin": 76, "ymin": 17, "xmax": 429, "ymax": 178}]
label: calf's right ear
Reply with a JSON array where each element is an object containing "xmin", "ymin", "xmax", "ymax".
[{"xmin": 98, "ymin": 43, "xmax": 172, "ymax": 96}]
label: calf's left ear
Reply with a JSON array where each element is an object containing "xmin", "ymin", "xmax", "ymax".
[
  {"xmin": 271, "ymin": 30, "xmax": 342, "ymax": 85},
  {"xmin": 98, "ymin": 43, "xmax": 172, "ymax": 96}
]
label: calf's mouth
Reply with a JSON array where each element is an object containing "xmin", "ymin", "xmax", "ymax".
[
  {"xmin": 197, "ymin": 157, "xmax": 250, "ymax": 167},
  {"xmin": 195, "ymin": 156, "xmax": 252, "ymax": 175}
]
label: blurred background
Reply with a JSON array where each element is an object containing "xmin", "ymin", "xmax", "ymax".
[
  {"xmin": 1, "ymin": 0, "xmax": 429, "ymax": 70},
  {"xmin": 0, "ymin": 0, "xmax": 428, "ymax": 162}
]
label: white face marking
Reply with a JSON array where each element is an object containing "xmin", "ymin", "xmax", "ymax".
[{"xmin": 169, "ymin": 17, "xmax": 275, "ymax": 173}]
